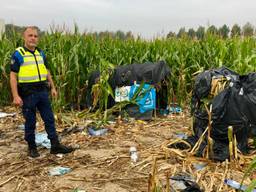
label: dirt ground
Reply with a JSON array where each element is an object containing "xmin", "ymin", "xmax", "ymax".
[{"xmin": 0, "ymin": 107, "xmax": 255, "ymax": 192}]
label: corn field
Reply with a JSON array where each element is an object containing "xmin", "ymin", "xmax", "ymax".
[{"xmin": 1, "ymin": 29, "xmax": 256, "ymax": 109}]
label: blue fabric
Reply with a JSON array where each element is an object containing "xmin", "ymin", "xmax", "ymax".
[
  {"xmin": 22, "ymin": 91, "xmax": 57, "ymax": 142},
  {"xmin": 10, "ymin": 51, "xmax": 23, "ymax": 72},
  {"xmin": 129, "ymin": 84, "xmax": 156, "ymax": 113}
]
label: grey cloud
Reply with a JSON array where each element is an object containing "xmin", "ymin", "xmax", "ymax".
[{"xmin": 0, "ymin": 0, "xmax": 255, "ymax": 38}]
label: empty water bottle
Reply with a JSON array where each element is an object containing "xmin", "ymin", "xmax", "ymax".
[
  {"xmin": 130, "ymin": 146, "xmax": 138, "ymax": 163},
  {"xmin": 224, "ymin": 179, "xmax": 256, "ymax": 191}
]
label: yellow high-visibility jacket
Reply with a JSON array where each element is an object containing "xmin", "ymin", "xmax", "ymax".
[{"xmin": 16, "ymin": 47, "xmax": 48, "ymax": 83}]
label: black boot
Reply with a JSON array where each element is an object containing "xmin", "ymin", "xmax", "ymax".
[
  {"xmin": 50, "ymin": 139, "xmax": 73, "ymax": 154},
  {"xmin": 28, "ymin": 142, "xmax": 40, "ymax": 158}
]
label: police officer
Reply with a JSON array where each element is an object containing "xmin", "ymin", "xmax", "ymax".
[{"xmin": 10, "ymin": 26, "xmax": 73, "ymax": 158}]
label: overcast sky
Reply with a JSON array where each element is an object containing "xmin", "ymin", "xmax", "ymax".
[{"xmin": 1, "ymin": 0, "xmax": 255, "ymax": 38}]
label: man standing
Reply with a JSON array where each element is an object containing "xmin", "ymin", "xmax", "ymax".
[{"xmin": 10, "ymin": 26, "xmax": 73, "ymax": 158}]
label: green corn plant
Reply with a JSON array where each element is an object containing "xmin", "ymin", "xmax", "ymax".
[
  {"xmin": 241, "ymin": 157, "xmax": 256, "ymax": 191},
  {"xmin": 91, "ymin": 59, "xmax": 115, "ymax": 124},
  {"xmin": 1, "ymin": 25, "xmax": 256, "ymax": 110},
  {"xmin": 0, "ymin": 30, "xmax": 22, "ymax": 106}
]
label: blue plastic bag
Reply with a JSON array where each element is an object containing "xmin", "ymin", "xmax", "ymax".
[
  {"xmin": 35, "ymin": 132, "xmax": 51, "ymax": 149},
  {"xmin": 49, "ymin": 166, "xmax": 71, "ymax": 176},
  {"xmin": 129, "ymin": 83, "xmax": 156, "ymax": 113}
]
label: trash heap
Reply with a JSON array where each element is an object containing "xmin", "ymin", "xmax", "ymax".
[
  {"xmin": 86, "ymin": 61, "xmax": 171, "ymax": 120},
  {"xmin": 178, "ymin": 66, "xmax": 256, "ymax": 161}
]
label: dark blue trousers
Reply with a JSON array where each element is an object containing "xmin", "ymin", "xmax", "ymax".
[{"xmin": 22, "ymin": 91, "xmax": 58, "ymax": 144}]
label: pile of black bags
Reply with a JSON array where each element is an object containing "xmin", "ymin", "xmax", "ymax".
[{"xmin": 179, "ymin": 66, "xmax": 256, "ymax": 161}]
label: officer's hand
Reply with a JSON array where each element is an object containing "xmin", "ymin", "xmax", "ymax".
[
  {"xmin": 13, "ymin": 96, "xmax": 23, "ymax": 106},
  {"xmin": 51, "ymin": 88, "xmax": 58, "ymax": 98}
]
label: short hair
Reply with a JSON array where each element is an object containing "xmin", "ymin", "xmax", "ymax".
[{"xmin": 23, "ymin": 26, "xmax": 39, "ymax": 35}]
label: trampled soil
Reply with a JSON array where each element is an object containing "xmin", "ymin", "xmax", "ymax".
[{"xmin": 0, "ymin": 107, "xmax": 255, "ymax": 192}]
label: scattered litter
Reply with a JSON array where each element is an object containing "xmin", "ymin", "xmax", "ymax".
[
  {"xmin": 192, "ymin": 162, "xmax": 207, "ymax": 171},
  {"xmin": 87, "ymin": 127, "xmax": 108, "ymax": 136},
  {"xmin": 35, "ymin": 132, "xmax": 51, "ymax": 149},
  {"xmin": 49, "ymin": 166, "xmax": 71, "ymax": 176},
  {"xmin": 169, "ymin": 104, "xmax": 182, "ymax": 114},
  {"xmin": 129, "ymin": 146, "xmax": 138, "ymax": 163},
  {"xmin": 56, "ymin": 154, "xmax": 64, "ymax": 158},
  {"xmin": 170, "ymin": 172, "xmax": 195, "ymax": 183},
  {"xmin": 72, "ymin": 144, "xmax": 80, "ymax": 149},
  {"xmin": 136, "ymin": 120, "xmax": 147, "ymax": 124},
  {"xmin": 73, "ymin": 189, "xmax": 86, "ymax": 192},
  {"xmin": 17, "ymin": 124, "xmax": 25, "ymax": 130},
  {"xmin": 174, "ymin": 132, "xmax": 188, "ymax": 140},
  {"xmin": 159, "ymin": 104, "xmax": 183, "ymax": 116},
  {"xmin": 170, "ymin": 172, "xmax": 203, "ymax": 191},
  {"xmin": 81, "ymin": 131, "xmax": 88, "ymax": 136},
  {"xmin": 224, "ymin": 179, "xmax": 256, "ymax": 191},
  {"xmin": 0, "ymin": 112, "xmax": 16, "ymax": 118},
  {"xmin": 115, "ymin": 86, "xmax": 131, "ymax": 102},
  {"xmin": 170, "ymin": 178, "xmax": 187, "ymax": 190},
  {"xmin": 61, "ymin": 126, "xmax": 85, "ymax": 136},
  {"xmin": 18, "ymin": 122, "xmax": 39, "ymax": 130}
]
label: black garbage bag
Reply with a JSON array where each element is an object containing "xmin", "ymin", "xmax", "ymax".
[
  {"xmin": 172, "ymin": 66, "xmax": 256, "ymax": 162},
  {"xmin": 191, "ymin": 66, "xmax": 239, "ymax": 114},
  {"xmin": 85, "ymin": 61, "xmax": 171, "ymax": 112}
]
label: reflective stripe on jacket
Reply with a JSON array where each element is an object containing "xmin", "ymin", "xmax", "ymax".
[{"xmin": 16, "ymin": 47, "xmax": 48, "ymax": 83}]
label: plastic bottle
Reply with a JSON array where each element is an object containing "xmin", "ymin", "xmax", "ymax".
[
  {"xmin": 224, "ymin": 179, "xmax": 256, "ymax": 191},
  {"xmin": 129, "ymin": 146, "xmax": 138, "ymax": 163}
]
